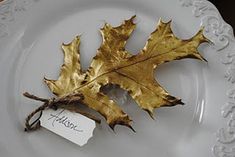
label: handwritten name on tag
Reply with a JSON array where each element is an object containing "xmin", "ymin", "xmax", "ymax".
[{"xmin": 40, "ymin": 109, "xmax": 96, "ymax": 146}]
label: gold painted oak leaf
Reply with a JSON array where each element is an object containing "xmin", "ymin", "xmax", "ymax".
[{"xmin": 44, "ymin": 16, "xmax": 208, "ymax": 130}]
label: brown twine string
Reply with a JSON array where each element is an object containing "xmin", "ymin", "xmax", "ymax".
[{"xmin": 23, "ymin": 92, "xmax": 101, "ymax": 132}]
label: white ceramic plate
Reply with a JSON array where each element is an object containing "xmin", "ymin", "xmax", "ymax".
[{"xmin": 0, "ymin": 0, "xmax": 235, "ymax": 156}]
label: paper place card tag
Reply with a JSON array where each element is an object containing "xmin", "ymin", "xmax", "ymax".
[{"xmin": 40, "ymin": 109, "xmax": 96, "ymax": 146}]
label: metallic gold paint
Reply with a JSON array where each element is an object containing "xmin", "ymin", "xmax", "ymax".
[{"xmin": 44, "ymin": 16, "xmax": 208, "ymax": 130}]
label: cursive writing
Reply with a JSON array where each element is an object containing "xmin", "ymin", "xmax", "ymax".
[{"xmin": 48, "ymin": 110, "xmax": 83, "ymax": 132}]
